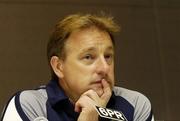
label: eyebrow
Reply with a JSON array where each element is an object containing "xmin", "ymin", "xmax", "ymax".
[
  {"xmin": 106, "ymin": 46, "xmax": 114, "ymax": 51},
  {"xmin": 79, "ymin": 46, "xmax": 114, "ymax": 54}
]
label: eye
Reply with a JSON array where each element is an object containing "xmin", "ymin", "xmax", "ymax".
[
  {"xmin": 81, "ymin": 54, "xmax": 95, "ymax": 65},
  {"xmin": 105, "ymin": 54, "xmax": 111, "ymax": 59},
  {"xmin": 104, "ymin": 53, "xmax": 114, "ymax": 64},
  {"xmin": 84, "ymin": 54, "xmax": 94, "ymax": 60},
  {"xmin": 105, "ymin": 54, "xmax": 113, "ymax": 59}
]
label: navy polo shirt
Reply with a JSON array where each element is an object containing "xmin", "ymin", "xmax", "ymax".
[{"xmin": 2, "ymin": 79, "xmax": 153, "ymax": 121}]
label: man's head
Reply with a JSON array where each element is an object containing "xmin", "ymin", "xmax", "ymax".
[{"xmin": 47, "ymin": 13, "xmax": 120, "ymax": 102}]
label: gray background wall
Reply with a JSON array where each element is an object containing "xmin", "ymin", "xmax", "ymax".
[{"xmin": 0, "ymin": 0, "xmax": 180, "ymax": 120}]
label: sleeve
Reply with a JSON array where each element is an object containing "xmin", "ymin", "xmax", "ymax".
[
  {"xmin": 113, "ymin": 87, "xmax": 155, "ymax": 121},
  {"xmin": 1, "ymin": 90, "xmax": 48, "ymax": 121},
  {"xmin": 133, "ymin": 92, "xmax": 155, "ymax": 121}
]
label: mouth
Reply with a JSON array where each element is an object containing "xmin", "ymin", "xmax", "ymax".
[
  {"xmin": 90, "ymin": 78, "xmax": 108, "ymax": 88},
  {"xmin": 91, "ymin": 80, "xmax": 102, "ymax": 86},
  {"xmin": 90, "ymin": 78, "xmax": 112, "ymax": 89}
]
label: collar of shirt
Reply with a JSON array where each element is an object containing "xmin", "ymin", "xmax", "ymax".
[
  {"xmin": 46, "ymin": 79, "xmax": 68, "ymax": 106},
  {"xmin": 46, "ymin": 79, "xmax": 80, "ymax": 119},
  {"xmin": 46, "ymin": 79, "xmax": 79, "ymax": 120}
]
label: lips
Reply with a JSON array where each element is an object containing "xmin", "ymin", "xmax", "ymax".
[
  {"xmin": 91, "ymin": 79, "xmax": 103, "ymax": 84},
  {"xmin": 91, "ymin": 79, "xmax": 107, "ymax": 87},
  {"xmin": 93, "ymin": 78, "xmax": 108, "ymax": 83}
]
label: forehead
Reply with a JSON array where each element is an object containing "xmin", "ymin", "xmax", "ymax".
[{"xmin": 65, "ymin": 27, "xmax": 114, "ymax": 52}]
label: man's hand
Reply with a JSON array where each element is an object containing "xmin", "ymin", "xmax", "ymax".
[{"xmin": 74, "ymin": 79, "xmax": 112, "ymax": 121}]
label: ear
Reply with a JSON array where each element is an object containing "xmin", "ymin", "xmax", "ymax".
[{"xmin": 50, "ymin": 56, "xmax": 64, "ymax": 79}]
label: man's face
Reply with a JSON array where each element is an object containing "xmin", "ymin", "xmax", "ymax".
[{"xmin": 59, "ymin": 27, "xmax": 115, "ymax": 102}]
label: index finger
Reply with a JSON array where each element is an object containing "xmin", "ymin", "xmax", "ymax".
[{"xmin": 100, "ymin": 79, "xmax": 112, "ymax": 100}]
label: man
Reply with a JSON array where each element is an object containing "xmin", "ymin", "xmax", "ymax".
[{"xmin": 1, "ymin": 13, "xmax": 154, "ymax": 121}]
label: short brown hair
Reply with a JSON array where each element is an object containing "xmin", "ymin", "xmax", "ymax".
[{"xmin": 47, "ymin": 13, "xmax": 120, "ymax": 80}]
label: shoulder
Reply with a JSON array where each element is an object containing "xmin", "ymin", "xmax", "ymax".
[
  {"xmin": 113, "ymin": 86, "xmax": 151, "ymax": 107},
  {"xmin": 1, "ymin": 87, "xmax": 48, "ymax": 121},
  {"xmin": 113, "ymin": 86, "xmax": 154, "ymax": 121},
  {"xmin": 19, "ymin": 87, "xmax": 47, "ymax": 106},
  {"xmin": 19, "ymin": 88, "xmax": 48, "ymax": 120}
]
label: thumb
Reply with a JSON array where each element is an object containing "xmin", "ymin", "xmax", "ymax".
[{"xmin": 74, "ymin": 101, "xmax": 81, "ymax": 113}]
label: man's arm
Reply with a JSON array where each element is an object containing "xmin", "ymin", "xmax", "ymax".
[{"xmin": 75, "ymin": 79, "xmax": 112, "ymax": 121}]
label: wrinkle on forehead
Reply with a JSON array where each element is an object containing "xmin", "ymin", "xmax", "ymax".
[{"xmin": 65, "ymin": 27, "xmax": 113, "ymax": 54}]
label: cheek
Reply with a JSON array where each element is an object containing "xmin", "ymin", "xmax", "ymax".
[
  {"xmin": 109, "ymin": 66, "xmax": 115, "ymax": 85},
  {"xmin": 68, "ymin": 77, "xmax": 92, "ymax": 97},
  {"xmin": 63, "ymin": 64, "xmax": 92, "ymax": 88}
]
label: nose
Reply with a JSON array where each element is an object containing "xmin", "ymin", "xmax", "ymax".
[{"xmin": 96, "ymin": 56, "xmax": 110, "ymax": 76}]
